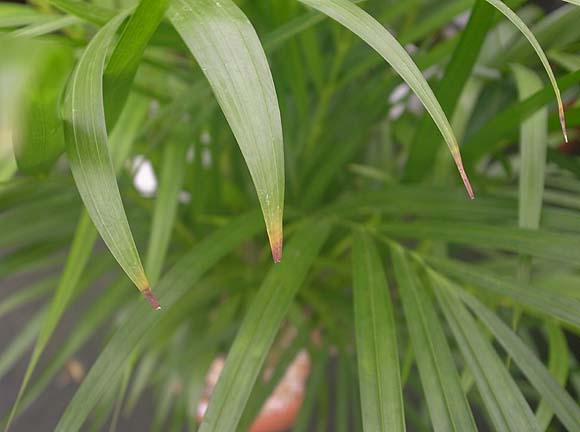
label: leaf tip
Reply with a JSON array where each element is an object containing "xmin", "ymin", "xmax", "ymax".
[
  {"xmin": 270, "ymin": 237, "xmax": 283, "ymax": 263},
  {"xmin": 142, "ymin": 287, "xmax": 161, "ymax": 310},
  {"xmin": 559, "ymin": 108, "xmax": 568, "ymax": 143},
  {"xmin": 454, "ymin": 155, "xmax": 475, "ymax": 200}
]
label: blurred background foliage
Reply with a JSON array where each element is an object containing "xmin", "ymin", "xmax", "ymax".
[{"xmin": 1, "ymin": 0, "xmax": 580, "ymax": 431}]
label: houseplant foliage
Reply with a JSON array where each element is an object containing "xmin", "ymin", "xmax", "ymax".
[{"xmin": 1, "ymin": 0, "xmax": 580, "ymax": 430}]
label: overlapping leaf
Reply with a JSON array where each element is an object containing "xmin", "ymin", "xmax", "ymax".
[{"xmin": 169, "ymin": 0, "xmax": 285, "ymax": 261}]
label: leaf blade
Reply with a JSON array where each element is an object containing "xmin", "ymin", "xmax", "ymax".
[
  {"xmin": 391, "ymin": 246, "xmax": 476, "ymax": 432},
  {"xmin": 199, "ymin": 223, "xmax": 331, "ymax": 432},
  {"xmin": 63, "ymin": 12, "xmax": 157, "ymax": 305},
  {"xmin": 169, "ymin": 0, "xmax": 285, "ymax": 261},
  {"xmin": 352, "ymin": 233, "xmax": 405, "ymax": 432},
  {"xmin": 297, "ymin": 0, "xmax": 474, "ymax": 198}
]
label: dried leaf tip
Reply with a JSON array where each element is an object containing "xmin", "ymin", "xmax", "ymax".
[
  {"xmin": 270, "ymin": 237, "xmax": 283, "ymax": 263},
  {"xmin": 559, "ymin": 109, "xmax": 568, "ymax": 143},
  {"xmin": 454, "ymin": 155, "xmax": 475, "ymax": 200},
  {"xmin": 142, "ymin": 287, "xmax": 161, "ymax": 310}
]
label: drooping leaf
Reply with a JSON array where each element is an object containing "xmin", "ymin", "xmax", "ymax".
[
  {"xmin": 391, "ymin": 245, "xmax": 476, "ymax": 432},
  {"xmin": 297, "ymin": 0, "xmax": 474, "ymax": 198},
  {"xmin": 352, "ymin": 233, "xmax": 405, "ymax": 432},
  {"xmin": 484, "ymin": 0, "xmax": 568, "ymax": 142},
  {"xmin": 63, "ymin": 11, "xmax": 158, "ymax": 306},
  {"xmin": 169, "ymin": 0, "xmax": 285, "ymax": 261},
  {"xmin": 404, "ymin": 0, "xmax": 496, "ymax": 181},
  {"xmin": 55, "ymin": 213, "xmax": 263, "ymax": 432},
  {"xmin": 198, "ymin": 223, "xmax": 330, "ymax": 432}
]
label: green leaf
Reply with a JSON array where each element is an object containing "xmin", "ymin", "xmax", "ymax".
[
  {"xmin": 427, "ymin": 257, "xmax": 580, "ymax": 329},
  {"xmin": 536, "ymin": 323, "xmax": 570, "ymax": 430},
  {"xmin": 391, "ymin": 245, "xmax": 476, "ymax": 432},
  {"xmin": 144, "ymin": 140, "xmax": 188, "ymax": 284},
  {"xmin": 198, "ymin": 222, "xmax": 331, "ymax": 432},
  {"xmin": 169, "ymin": 0, "xmax": 285, "ymax": 261},
  {"xmin": 63, "ymin": 11, "xmax": 157, "ymax": 305},
  {"xmin": 352, "ymin": 233, "xmax": 405, "ymax": 432},
  {"xmin": 12, "ymin": 279, "xmax": 131, "ymax": 420},
  {"xmin": 439, "ymin": 280, "xmax": 580, "ymax": 432},
  {"xmin": 462, "ymin": 70, "xmax": 580, "ymax": 166},
  {"xmin": 11, "ymin": 15, "xmax": 81, "ymax": 38},
  {"xmin": 381, "ymin": 221, "xmax": 580, "ymax": 266},
  {"xmin": 5, "ymin": 87, "xmax": 148, "ymax": 427},
  {"xmin": 512, "ymin": 64, "xmax": 547, "ymax": 230},
  {"xmin": 55, "ymin": 213, "xmax": 262, "ymax": 432},
  {"xmin": 404, "ymin": 0, "xmax": 496, "ymax": 181},
  {"xmin": 103, "ymin": 0, "xmax": 170, "ymax": 128},
  {"xmin": 297, "ymin": 0, "xmax": 474, "ymax": 198},
  {"xmin": 432, "ymin": 278, "xmax": 541, "ymax": 432},
  {"xmin": 484, "ymin": 0, "xmax": 568, "ymax": 142},
  {"xmin": 293, "ymin": 350, "xmax": 329, "ymax": 432}
]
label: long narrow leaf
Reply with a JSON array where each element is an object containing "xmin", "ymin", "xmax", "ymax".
[
  {"xmin": 427, "ymin": 257, "xmax": 580, "ymax": 329},
  {"xmin": 103, "ymin": 0, "xmax": 170, "ymax": 127},
  {"xmin": 391, "ymin": 246, "xmax": 476, "ymax": 432},
  {"xmin": 484, "ymin": 0, "xmax": 568, "ymax": 141},
  {"xmin": 433, "ymin": 280, "xmax": 541, "ymax": 432},
  {"xmin": 199, "ymin": 223, "xmax": 331, "ymax": 432},
  {"xmin": 169, "ymin": 0, "xmax": 285, "ymax": 261},
  {"xmin": 404, "ymin": 0, "xmax": 496, "ymax": 180},
  {"xmin": 438, "ymin": 278, "xmax": 580, "ymax": 432},
  {"xmin": 63, "ymin": 12, "xmax": 158, "ymax": 307},
  {"xmin": 352, "ymin": 233, "xmax": 405, "ymax": 432},
  {"xmin": 513, "ymin": 65, "xmax": 547, "ymax": 230},
  {"xmin": 297, "ymin": 0, "xmax": 474, "ymax": 198},
  {"xmin": 55, "ymin": 213, "xmax": 262, "ymax": 432}
]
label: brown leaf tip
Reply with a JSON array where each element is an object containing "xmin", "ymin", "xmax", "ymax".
[
  {"xmin": 454, "ymin": 155, "xmax": 475, "ymax": 200},
  {"xmin": 271, "ymin": 238, "xmax": 283, "ymax": 263},
  {"xmin": 143, "ymin": 288, "xmax": 161, "ymax": 310}
]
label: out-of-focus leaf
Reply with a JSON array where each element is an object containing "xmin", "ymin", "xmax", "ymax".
[
  {"xmin": 12, "ymin": 41, "xmax": 73, "ymax": 175},
  {"xmin": 198, "ymin": 223, "xmax": 331, "ymax": 432},
  {"xmin": 462, "ymin": 70, "xmax": 580, "ymax": 166},
  {"xmin": 392, "ymin": 246, "xmax": 475, "ymax": 432},
  {"xmin": 56, "ymin": 213, "xmax": 263, "ymax": 432},
  {"xmin": 5, "ymin": 90, "xmax": 146, "ymax": 425},
  {"xmin": 404, "ymin": 0, "xmax": 495, "ymax": 181},
  {"xmin": 103, "ymin": 0, "xmax": 170, "ymax": 128},
  {"xmin": 297, "ymin": 0, "xmax": 474, "ymax": 198},
  {"xmin": 63, "ymin": 12, "xmax": 157, "ymax": 305},
  {"xmin": 433, "ymin": 280, "xmax": 541, "ymax": 432},
  {"xmin": 12, "ymin": 279, "xmax": 131, "ymax": 419},
  {"xmin": 536, "ymin": 323, "xmax": 570, "ymax": 430},
  {"xmin": 0, "ymin": 279, "xmax": 52, "ymax": 320},
  {"xmin": 169, "ymin": 0, "xmax": 285, "ymax": 261},
  {"xmin": 512, "ymin": 64, "xmax": 547, "ymax": 231},
  {"xmin": 427, "ymin": 257, "xmax": 580, "ymax": 329},
  {"xmin": 352, "ymin": 233, "xmax": 405, "ymax": 432},
  {"xmin": 145, "ymin": 140, "xmax": 188, "ymax": 284},
  {"xmin": 437, "ymin": 279, "xmax": 580, "ymax": 432},
  {"xmin": 381, "ymin": 221, "xmax": 580, "ymax": 265},
  {"xmin": 293, "ymin": 350, "xmax": 329, "ymax": 432},
  {"xmin": 12, "ymin": 15, "xmax": 81, "ymax": 37},
  {"xmin": 484, "ymin": 0, "xmax": 568, "ymax": 142}
]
